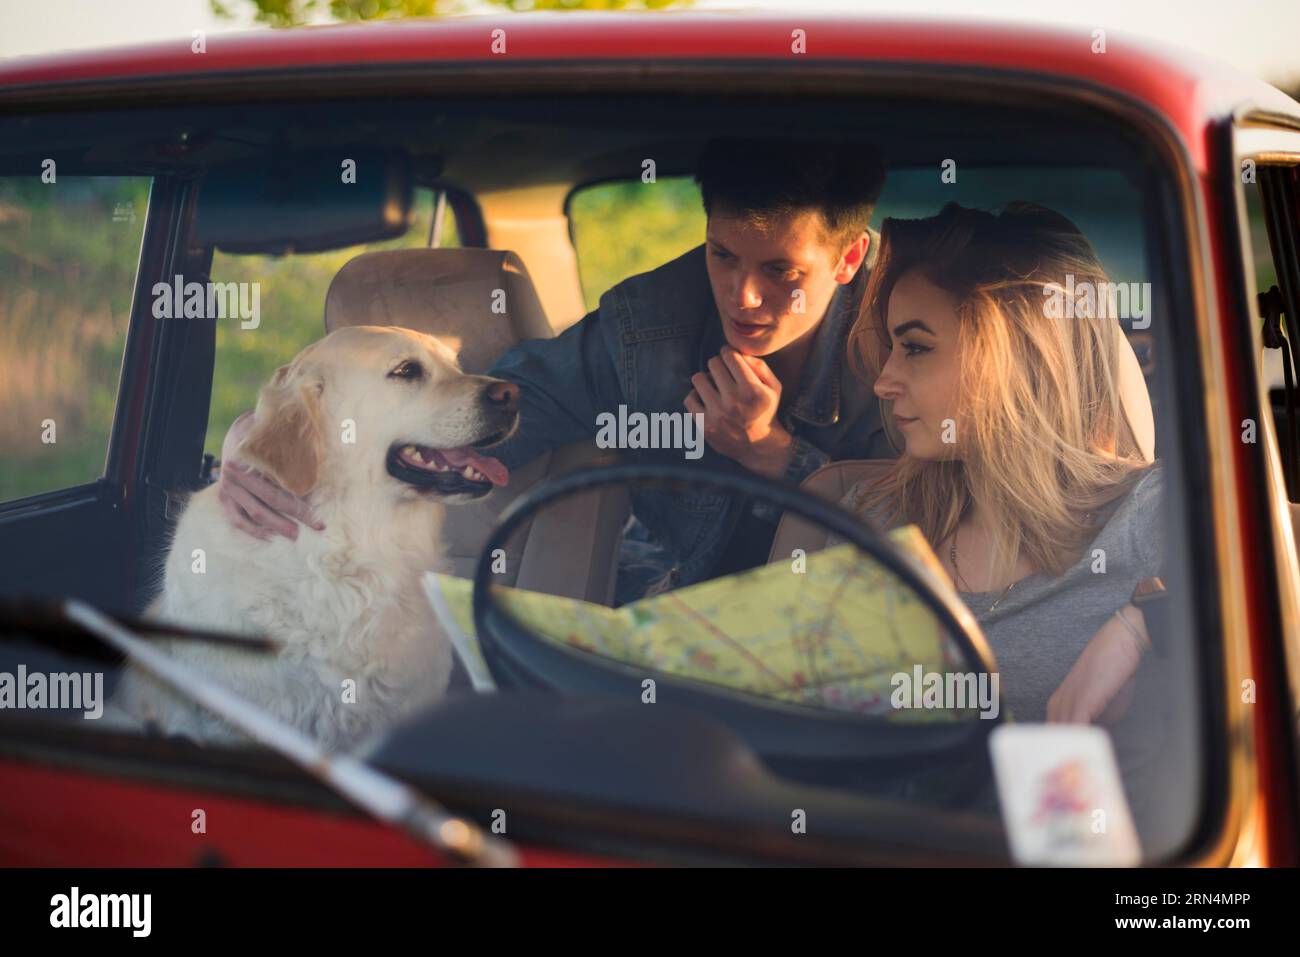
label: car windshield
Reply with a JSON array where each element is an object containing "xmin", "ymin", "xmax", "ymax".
[{"xmin": 0, "ymin": 91, "xmax": 1208, "ymax": 864}]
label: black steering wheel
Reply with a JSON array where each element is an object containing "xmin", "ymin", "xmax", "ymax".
[{"xmin": 471, "ymin": 463, "xmax": 1002, "ymax": 769}]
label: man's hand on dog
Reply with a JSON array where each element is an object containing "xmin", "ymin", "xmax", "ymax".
[
  {"xmin": 684, "ymin": 346, "xmax": 793, "ymax": 479},
  {"xmin": 217, "ymin": 411, "xmax": 324, "ymax": 540}
]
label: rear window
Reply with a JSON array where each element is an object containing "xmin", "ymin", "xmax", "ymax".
[{"xmin": 569, "ymin": 177, "xmax": 706, "ymax": 311}]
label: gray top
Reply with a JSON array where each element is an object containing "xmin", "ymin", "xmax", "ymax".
[{"xmin": 840, "ymin": 463, "xmax": 1165, "ymax": 723}]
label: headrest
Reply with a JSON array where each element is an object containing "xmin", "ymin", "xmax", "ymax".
[{"xmin": 324, "ymin": 248, "xmax": 552, "ymax": 373}]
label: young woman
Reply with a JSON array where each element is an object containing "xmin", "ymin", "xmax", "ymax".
[{"xmin": 843, "ymin": 201, "xmax": 1165, "ymax": 726}]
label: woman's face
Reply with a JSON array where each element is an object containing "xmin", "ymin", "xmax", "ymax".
[{"xmin": 872, "ymin": 267, "xmax": 964, "ymax": 461}]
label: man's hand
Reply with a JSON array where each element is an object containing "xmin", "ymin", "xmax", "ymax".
[
  {"xmin": 216, "ymin": 410, "xmax": 323, "ymax": 541},
  {"xmin": 683, "ymin": 346, "xmax": 793, "ymax": 479},
  {"xmin": 1046, "ymin": 605, "xmax": 1146, "ymax": 725}
]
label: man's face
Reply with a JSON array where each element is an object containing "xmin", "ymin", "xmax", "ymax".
[{"xmin": 705, "ymin": 208, "xmax": 867, "ymax": 358}]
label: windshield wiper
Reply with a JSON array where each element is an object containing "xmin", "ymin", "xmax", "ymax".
[
  {"xmin": 0, "ymin": 597, "xmax": 278, "ymax": 660},
  {"xmin": 29, "ymin": 598, "xmax": 517, "ymax": 867}
]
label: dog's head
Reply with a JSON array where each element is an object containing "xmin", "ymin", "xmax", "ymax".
[{"xmin": 237, "ymin": 325, "xmax": 520, "ymax": 503}]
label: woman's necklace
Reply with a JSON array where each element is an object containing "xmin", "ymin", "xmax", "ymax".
[
  {"xmin": 949, "ymin": 526, "xmax": 1016, "ymax": 614},
  {"xmin": 948, "ymin": 509, "xmax": 1097, "ymax": 614}
]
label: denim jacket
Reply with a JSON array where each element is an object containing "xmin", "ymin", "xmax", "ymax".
[{"xmin": 487, "ymin": 239, "xmax": 894, "ymax": 589}]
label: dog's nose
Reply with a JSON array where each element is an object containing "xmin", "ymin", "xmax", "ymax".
[{"xmin": 483, "ymin": 380, "xmax": 519, "ymax": 412}]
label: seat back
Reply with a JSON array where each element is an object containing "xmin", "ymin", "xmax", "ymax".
[
  {"xmin": 325, "ymin": 248, "xmax": 626, "ymax": 602},
  {"xmin": 325, "ymin": 248, "xmax": 552, "ymax": 374},
  {"xmin": 769, "ymin": 460, "xmax": 891, "ymax": 563}
]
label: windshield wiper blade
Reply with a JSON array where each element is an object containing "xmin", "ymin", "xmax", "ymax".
[
  {"xmin": 61, "ymin": 599, "xmax": 518, "ymax": 868},
  {"xmin": 0, "ymin": 598, "xmax": 278, "ymax": 654}
]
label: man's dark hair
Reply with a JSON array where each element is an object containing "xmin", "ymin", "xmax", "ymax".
[{"xmin": 694, "ymin": 137, "xmax": 886, "ymax": 255}]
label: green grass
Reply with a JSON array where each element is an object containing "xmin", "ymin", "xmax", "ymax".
[
  {"xmin": 0, "ymin": 177, "xmax": 148, "ymax": 501},
  {"xmin": 569, "ymin": 177, "xmax": 706, "ymax": 312}
]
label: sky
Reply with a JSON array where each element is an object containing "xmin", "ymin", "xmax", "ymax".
[{"xmin": 0, "ymin": 0, "xmax": 1297, "ymax": 89}]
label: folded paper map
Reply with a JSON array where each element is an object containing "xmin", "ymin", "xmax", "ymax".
[{"xmin": 423, "ymin": 526, "xmax": 978, "ymax": 722}]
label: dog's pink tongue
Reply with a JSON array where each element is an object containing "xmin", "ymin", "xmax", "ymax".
[{"xmin": 440, "ymin": 447, "xmax": 509, "ymax": 486}]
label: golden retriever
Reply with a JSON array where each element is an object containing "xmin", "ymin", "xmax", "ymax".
[{"xmin": 113, "ymin": 325, "xmax": 518, "ymax": 748}]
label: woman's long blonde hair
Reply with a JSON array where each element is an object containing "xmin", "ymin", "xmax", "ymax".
[{"xmin": 847, "ymin": 201, "xmax": 1151, "ymax": 583}]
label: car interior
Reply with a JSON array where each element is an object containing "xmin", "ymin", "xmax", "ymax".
[{"xmin": 0, "ymin": 91, "xmax": 1216, "ymax": 862}]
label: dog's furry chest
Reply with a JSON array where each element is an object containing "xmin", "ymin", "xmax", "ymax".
[{"xmin": 121, "ymin": 487, "xmax": 453, "ymax": 748}]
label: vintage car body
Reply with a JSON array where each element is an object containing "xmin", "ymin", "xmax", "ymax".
[{"xmin": 0, "ymin": 13, "xmax": 1298, "ymax": 867}]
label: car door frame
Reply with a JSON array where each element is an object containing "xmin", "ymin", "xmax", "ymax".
[{"xmin": 1225, "ymin": 117, "xmax": 1300, "ymax": 857}]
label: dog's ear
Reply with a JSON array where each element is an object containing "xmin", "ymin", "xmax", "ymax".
[{"xmin": 237, "ymin": 361, "xmax": 325, "ymax": 497}]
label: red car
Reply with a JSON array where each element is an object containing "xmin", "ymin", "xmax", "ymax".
[{"xmin": 0, "ymin": 12, "xmax": 1298, "ymax": 869}]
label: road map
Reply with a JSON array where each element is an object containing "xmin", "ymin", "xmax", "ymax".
[{"xmin": 425, "ymin": 527, "xmax": 973, "ymax": 720}]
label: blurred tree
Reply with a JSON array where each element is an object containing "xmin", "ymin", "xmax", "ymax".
[{"xmin": 211, "ymin": 0, "xmax": 692, "ymax": 29}]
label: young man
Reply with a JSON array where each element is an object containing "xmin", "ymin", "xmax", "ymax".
[{"xmin": 217, "ymin": 137, "xmax": 892, "ymax": 598}]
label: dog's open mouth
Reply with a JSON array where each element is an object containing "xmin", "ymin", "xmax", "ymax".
[{"xmin": 386, "ymin": 443, "xmax": 509, "ymax": 497}]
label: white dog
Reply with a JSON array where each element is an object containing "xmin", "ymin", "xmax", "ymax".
[{"xmin": 113, "ymin": 325, "xmax": 518, "ymax": 749}]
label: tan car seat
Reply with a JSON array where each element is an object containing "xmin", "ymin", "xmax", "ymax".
[
  {"xmin": 325, "ymin": 248, "xmax": 628, "ymax": 603},
  {"xmin": 769, "ymin": 331, "xmax": 1158, "ymax": 563}
]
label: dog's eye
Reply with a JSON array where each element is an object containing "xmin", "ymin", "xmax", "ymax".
[{"xmin": 388, "ymin": 360, "xmax": 424, "ymax": 381}]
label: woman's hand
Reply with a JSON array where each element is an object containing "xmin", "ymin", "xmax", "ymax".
[
  {"xmin": 1046, "ymin": 605, "xmax": 1147, "ymax": 725},
  {"xmin": 215, "ymin": 411, "xmax": 323, "ymax": 541}
]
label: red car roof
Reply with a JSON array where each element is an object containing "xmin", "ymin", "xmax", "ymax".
[{"xmin": 2, "ymin": 13, "xmax": 1298, "ymax": 165}]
